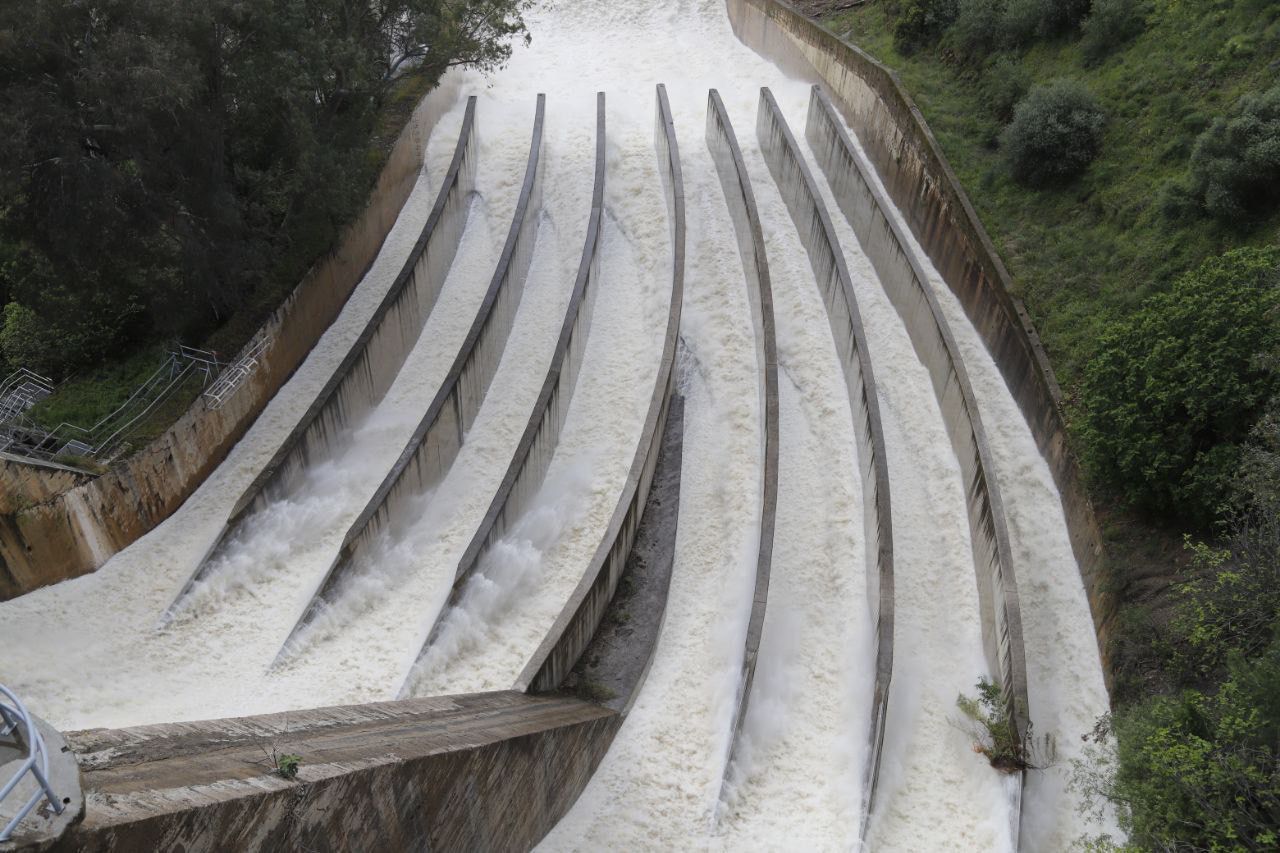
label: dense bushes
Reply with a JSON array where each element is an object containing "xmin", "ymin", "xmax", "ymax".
[
  {"xmin": 1185, "ymin": 86, "xmax": 1280, "ymax": 226},
  {"xmin": 1000, "ymin": 79, "xmax": 1105, "ymax": 185},
  {"xmin": 1079, "ymin": 247, "xmax": 1280, "ymax": 526},
  {"xmin": 892, "ymin": 0, "xmax": 959, "ymax": 53},
  {"xmin": 0, "ymin": 0, "xmax": 531, "ymax": 379},
  {"xmin": 1080, "ymin": 0, "xmax": 1148, "ymax": 64}
]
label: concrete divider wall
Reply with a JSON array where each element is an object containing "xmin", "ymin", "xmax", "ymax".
[
  {"xmin": 705, "ymin": 89, "xmax": 780, "ymax": 782},
  {"xmin": 0, "ymin": 77, "xmax": 463, "ymax": 601},
  {"xmin": 806, "ymin": 83, "xmax": 1031, "ymax": 790},
  {"xmin": 227, "ymin": 97, "xmax": 480, "ymax": 524},
  {"xmin": 402, "ymin": 93, "xmax": 609, "ymax": 693},
  {"xmin": 724, "ymin": 0, "xmax": 1111, "ymax": 669},
  {"xmin": 163, "ymin": 96, "xmax": 481, "ymax": 618},
  {"xmin": 754, "ymin": 86, "xmax": 895, "ymax": 832},
  {"xmin": 276, "ymin": 96, "xmax": 547, "ymax": 652},
  {"xmin": 516, "ymin": 84, "xmax": 685, "ymax": 694}
]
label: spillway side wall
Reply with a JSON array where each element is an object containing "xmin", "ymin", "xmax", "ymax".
[
  {"xmin": 305, "ymin": 97, "xmax": 547, "ymax": 621},
  {"xmin": 0, "ymin": 77, "xmax": 463, "ymax": 601},
  {"xmin": 407, "ymin": 94, "xmax": 608, "ymax": 676},
  {"xmin": 804, "ymin": 87, "xmax": 1029, "ymax": 743},
  {"xmin": 705, "ymin": 89, "xmax": 780, "ymax": 771},
  {"xmin": 725, "ymin": 0, "xmax": 1112, "ymax": 673},
  {"xmin": 755, "ymin": 87, "xmax": 896, "ymax": 824},
  {"xmin": 516, "ymin": 84, "xmax": 685, "ymax": 695}
]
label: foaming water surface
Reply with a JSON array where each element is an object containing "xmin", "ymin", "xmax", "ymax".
[{"xmin": 0, "ymin": 1, "xmax": 1113, "ymax": 849}]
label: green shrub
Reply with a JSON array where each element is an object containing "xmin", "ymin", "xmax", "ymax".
[
  {"xmin": 1000, "ymin": 78, "xmax": 1106, "ymax": 185},
  {"xmin": 893, "ymin": 0, "xmax": 960, "ymax": 53},
  {"xmin": 1080, "ymin": 0, "xmax": 1147, "ymax": 64},
  {"xmin": 999, "ymin": 0, "xmax": 1044, "ymax": 45},
  {"xmin": 980, "ymin": 55, "xmax": 1030, "ymax": 121},
  {"xmin": 1186, "ymin": 85, "xmax": 1280, "ymax": 227},
  {"xmin": 1093, "ymin": 639, "xmax": 1280, "ymax": 851},
  {"xmin": 950, "ymin": 0, "xmax": 1006, "ymax": 59},
  {"xmin": 1079, "ymin": 247, "xmax": 1280, "ymax": 526}
]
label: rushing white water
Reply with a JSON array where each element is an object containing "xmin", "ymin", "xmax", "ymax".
[{"xmin": 0, "ymin": 0, "xmax": 1115, "ymax": 849}]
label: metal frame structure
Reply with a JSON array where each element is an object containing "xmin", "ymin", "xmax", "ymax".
[{"xmin": 0, "ymin": 684, "xmax": 64, "ymax": 842}]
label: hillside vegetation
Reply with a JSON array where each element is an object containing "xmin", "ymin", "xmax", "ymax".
[
  {"xmin": 0, "ymin": 0, "xmax": 531, "ymax": 433},
  {"xmin": 816, "ymin": 0, "xmax": 1280, "ymax": 848}
]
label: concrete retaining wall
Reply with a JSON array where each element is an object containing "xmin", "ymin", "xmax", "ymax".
[
  {"xmin": 276, "ymin": 96, "xmax": 547, "ymax": 655},
  {"xmin": 402, "ymin": 93, "xmax": 609, "ymax": 694},
  {"xmin": 53, "ymin": 692, "xmax": 619, "ymax": 852},
  {"xmin": 705, "ymin": 89, "xmax": 780, "ymax": 785},
  {"xmin": 0, "ymin": 77, "xmax": 464, "ymax": 601},
  {"xmin": 754, "ymin": 86, "xmax": 896, "ymax": 833},
  {"xmin": 516, "ymin": 84, "xmax": 685, "ymax": 694},
  {"xmin": 724, "ymin": 0, "xmax": 1110, "ymax": 669}
]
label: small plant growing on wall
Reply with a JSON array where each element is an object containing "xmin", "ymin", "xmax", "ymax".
[{"xmin": 955, "ymin": 677, "xmax": 1054, "ymax": 772}]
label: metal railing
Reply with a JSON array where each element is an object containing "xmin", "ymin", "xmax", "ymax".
[
  {"xmin": 0, "ymin": 369, "xmax": 53, "ymax": 425},
  {"xmin": 0, "ymin": 684, "xmax": 64, "ymax": 842},
  {"xmin": 203, "ymin": 334, "xmax": 271, "ymax": 410},
  {"xmin": 0, "ymin": 346, "xmax": 223, "ymax": 465}
]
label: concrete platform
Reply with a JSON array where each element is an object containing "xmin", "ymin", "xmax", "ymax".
[{"xmin": 0, "ymin": 711, "xmax": 83, "ymax": 851}]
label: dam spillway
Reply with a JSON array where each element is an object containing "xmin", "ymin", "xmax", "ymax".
[{"xmin": 0, "ymin": 1, "xmax": 1114, "ymax": 850}]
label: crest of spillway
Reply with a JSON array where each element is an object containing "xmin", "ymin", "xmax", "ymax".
[{"xmin": 0, "ymin": 0, "xmax": 1115, "ymax": 849}]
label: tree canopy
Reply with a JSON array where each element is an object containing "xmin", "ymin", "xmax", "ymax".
[{"xmin": 0, "ymin": 0, "xmax": 529, "ymax": 377}]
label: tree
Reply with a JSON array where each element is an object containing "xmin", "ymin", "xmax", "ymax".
[
  {"xmin": 1000, "ymin": 78, "xmax": 1105, "ymax": 186},
  {"xmin": 0, "ymin": 0, "xmax": 531, "ymax": 378},
  {"xmin": 1079, "ymin": 247, "xmax": 1280, "ymax": 526},
  {"xmin": 1187, "ymin": 85, "xmax": 1280, "ymax": 227}
]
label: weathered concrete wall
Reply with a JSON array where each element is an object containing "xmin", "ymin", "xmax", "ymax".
[
  {"xmin": 0, "ymin": 455, "xmax": 89, "ymax": 515},
  {"xmin": 0, "ymin": 76, "xmax": 464, "ymax": 601},
  {"xmin": 402, "ymin": 94, "xmax": 609, "ymax": 693},
  {"xmin": 50, "ymin": 692, "xmax": 619, "ymax": 853},
  {"xmin": 517, "ymin": 84, "xmax": 685, "ymax": 694},
  {"xmin": 725, "ymin": 0, "xmax": 1112, "ymax": 673},
  {"xmin": 754, "ymin": 86, "xmax": 898, "ymax": 835},
  {"xmin": 705, "ymin": 89, "xmax": 780, "ymax": 784},
  {"xmin": 276, "ymin": 95, "xmax": 547, "ymax": 655}
]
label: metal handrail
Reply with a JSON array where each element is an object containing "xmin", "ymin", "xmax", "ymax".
[{"xmin": 0, "ymin": 684, "xmax": 63, "ymax": 842}]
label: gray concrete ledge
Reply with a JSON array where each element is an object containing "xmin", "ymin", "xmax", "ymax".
[
  {"xmin": 705, "ymin": 89, "xmax": 781, "ymax": 795},
  {"xmin": 276, "ymin": 95, "xmax": 547, "ymax": 659},
  {"xmin": 516, "ymin": 83, "xmax": 686, "ymax": 695},
  {"xmin": 53, "ymin": 692, "xmax": 617, "ymax": 852},
  {"xmin": 401, "ymin": 92, "xmax": 609, "ymax": 697},
  {"xmin": 163, "ymin": 95, "xmax": 480, "ymax": 620},
  {"xmin": 755, "ymin": 86, "xmax": 896, "ymax": 841}
]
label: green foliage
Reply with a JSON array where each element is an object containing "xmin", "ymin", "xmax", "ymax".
[
  {"xmin": 275, "ymin": 753, "xmax": 302, "ymax": 780},
  {"xmin": 1081, "ymin": 0, "xmax": 1148, "ymax": 65},
  {"xmin": 980, "ymin": 56, "xmax": 1030, "ymax": 122},
  {"xmin": 892, "ymin": 0, "xmax": 959, "ymax": 53},
  {"xmin": 0, "ymin": 0, "xmax": 531, "ymax": 381},
  {"xmin": 1000, "ymin": 79, "xmax": 1106, "ymax": 185},
  {"xmin": 1185, "ymin": 86, "xmax": 1280, "ymax": 227},
  {"xmin": 949, "ymin": 0, "xmax": 1006, "ymax": 59},
  {"xmin": 1079, "ymin": 247, "xmax": 1280, "ymax": 526},
  {"xmin": 954, "ymin": 677, "xmax": 1046, "ymax": 772},
  {"xmin": 1090, "ymin": 640, "xmax": 1280, "ymax": 851}
]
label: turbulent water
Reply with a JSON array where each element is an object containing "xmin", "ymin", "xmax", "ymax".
[{"xmin": 0, "ymin": 0, "xmax": 1114, "ymax": 849}]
